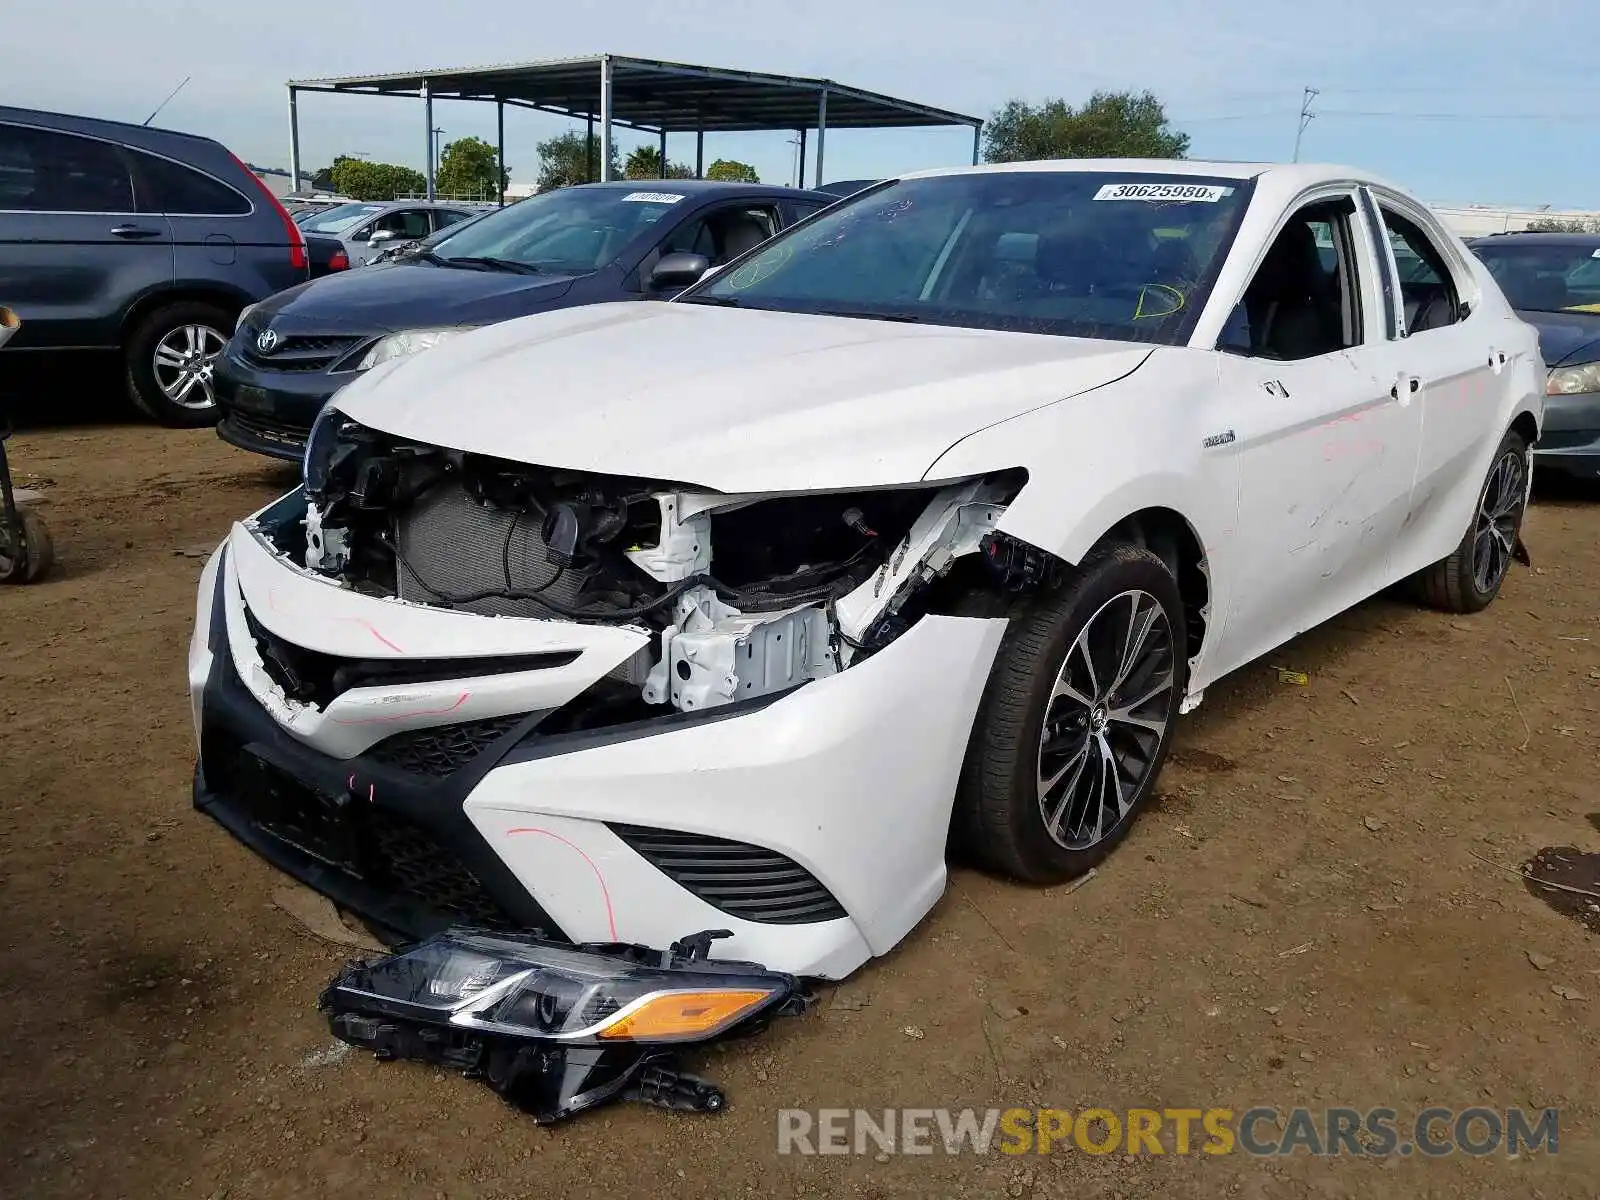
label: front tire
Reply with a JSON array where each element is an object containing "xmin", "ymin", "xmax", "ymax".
[
  {"xmin": 955, "ymin": 544, "xmax": 1186, "ymax": 884},
  {"xmin": 124, "ymin": 302, "xmax": 233, "ymax": 428},
  {"xmin": 1408, "ymin": 429, "xmax": 1529, "ymax": 614}
]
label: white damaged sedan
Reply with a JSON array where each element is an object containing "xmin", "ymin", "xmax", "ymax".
[{"xmin": 190, "ymin": 161, "xmax": 1543, "ymax": 979}]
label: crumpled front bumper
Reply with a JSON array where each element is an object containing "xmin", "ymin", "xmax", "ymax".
[{"xmin": 190, "ymin": 508, "xmax": 1007, "ymax": 978}]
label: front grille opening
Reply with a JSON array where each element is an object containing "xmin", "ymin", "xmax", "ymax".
[
  {"xmin": 608, "ymin": 824, "xmax": 848, "ymax": 925},
  {"xmin": 370, "ymin": 813, "xmax": 520, "ymax": 928},
  {"xmin": 368, "ymin": 713, "xmax": 531, "ymax": 777},
  {"xmin": 206, "ymin": 734, "xmax": 522, "ymax": 930},
  {"xmin": 241, "ymin": 333, "xmax": 365, "ymax": 372}
]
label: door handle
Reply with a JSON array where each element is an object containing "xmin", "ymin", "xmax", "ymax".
[
  {"xmin": 1390, "ymin": 377, "xmax": 1420, "ymax": 401},
  {"xmin": 109, "ymin": 224, "xmax": 161, "ymax": 239},
  {"xmin": 1489, "ymin": 350, "xmax": 1507, "ymax": 375}
]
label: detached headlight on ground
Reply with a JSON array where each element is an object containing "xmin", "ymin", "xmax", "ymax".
[
  {"xmin": 319, "ymin": 929, "xmax": 806, "ymax": 1122},
  {"xmin": 356, "ymin": 326, "xmax": 474, "ymax": 370},
  {"xmin": 1547, "ymin": 361, "xmax": 1600, "ymax": 395}
]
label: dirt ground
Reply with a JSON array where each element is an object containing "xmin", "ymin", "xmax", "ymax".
[{"xmin": 2, "ymin": 409, "xmax": 1597, "ymax": 1200}]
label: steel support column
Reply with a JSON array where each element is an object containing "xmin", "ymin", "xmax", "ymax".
[
  {"xmin": 422, "ymin": 79, "xmax": 435, "ymax": 200},
  {"xmin": 286, "ymin": 86, "xmax": 301, "ymax": 195},
  {"xmin": 796, "ymin": 128, "xmax": 806, "ymax": 188},
  {"xmin": 658, "ymin": 127, "xmax": 667, "ymax": 179},
  {"xmin": 598, "ymin": 55, "xmax": 614, "ymax": 182},
  {"xmin": 972, "ymin": 122, "xmax": 982, "ymax": 165},
  {"xmin": 495, "ymin": 98, "xmax": 505, "ymax": 205},
  {"xmin": 814, "ymin": 87, "xmax": 828, "ymax": 188},
  {"xmin": 695, "ymin": 128, "xmax": 704, "ymax": 177},
  {"xmin": 585, "ymin": 114, "xmax": 594, "ymax": 182}
]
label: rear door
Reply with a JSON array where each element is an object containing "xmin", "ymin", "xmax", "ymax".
[
  {"xmin": 0, "ymin": 121, "xmax": 171, "ymax": 350},
  {"xmin": 125, "ymin": 144, "xmax": 255, "ymax": 290},
  {"xmin": 1363, "ymin": 187, "xmax": 1506, "ymax": 546}
]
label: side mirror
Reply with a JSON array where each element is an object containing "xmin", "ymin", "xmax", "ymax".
[
  {"xmin": 649, "ymin": 251, "xmax": 710, "ymax": 291},
  {"xmin": 368, "ymin": 229, "xmax": 399, "ymax": 247}
]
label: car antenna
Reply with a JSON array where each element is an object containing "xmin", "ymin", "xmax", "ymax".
[{"xmin": 143, "ymin": 75, "xmax": 192, "ymax": 126}]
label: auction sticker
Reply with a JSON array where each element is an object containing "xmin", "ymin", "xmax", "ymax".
[
  {"xmin": 621, "ymin": 191, "xmax": 686, "ymax": 204},
  {"xmin": 1094, "ymin": 182, "xmax": 1234, "ymax": 203}
]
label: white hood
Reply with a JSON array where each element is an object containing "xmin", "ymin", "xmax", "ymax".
[{"xmin": 335, "ymin": 301, "xmax": 1151, "ymax": 492}]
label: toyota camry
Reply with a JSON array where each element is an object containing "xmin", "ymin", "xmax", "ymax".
[{"xmin": 188, "ymin": 160, "xmax": 1544, "ymax": 981}]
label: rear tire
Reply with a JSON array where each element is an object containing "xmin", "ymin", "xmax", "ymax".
[
  {"xmin": 124, "ymin": 301, "xmax": 233, "ymax": 428},
  {"xmin": 954, "ymin": 544, "xmax": 1186, "ymax": 884},
  {"xmin": 1408, "ymin": 429, "xmax": 1529, "ymax": 614}
]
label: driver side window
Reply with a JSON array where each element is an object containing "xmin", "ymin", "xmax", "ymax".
[{"xmin": 1221, "ymin": 200, "xmax": 1363, "ymax": 361}]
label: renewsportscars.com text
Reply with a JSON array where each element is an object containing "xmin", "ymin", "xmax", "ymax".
[{"xmin": 776, "ymin": 1106, "xmax": 1558, "ymax": 1158}]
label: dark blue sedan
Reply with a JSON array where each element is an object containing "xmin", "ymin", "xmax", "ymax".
[
  {"xmin": 1469, "ymin": 232, "xmax": 1600, "ymax": 480},
  {"xmin": 214, "ymin": 180, "xmax": 834, "ymax": 460}
]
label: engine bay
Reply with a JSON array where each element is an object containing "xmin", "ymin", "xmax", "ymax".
[{"xmin": 262, "ymin": 410, "xmax": 1025, "ymax": 716}]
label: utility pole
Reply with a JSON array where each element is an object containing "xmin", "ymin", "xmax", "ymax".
[
  {"xmin": 1292, "ymin": 87, "xmax": 1319, "ymax": 162},
  {"xmin": 431, "ymin": 126, "xmax": 446, "ymax": 174}
]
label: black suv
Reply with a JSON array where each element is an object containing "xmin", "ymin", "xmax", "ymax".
[
  {"xmin": 0, "ymin": 106, "xmax": 309, "ymax": 426},
  {"xmin": 214, "ymin": 180, "xmax": 832, "ymax": 460}
]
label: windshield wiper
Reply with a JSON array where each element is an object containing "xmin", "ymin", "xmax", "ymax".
[
  {"xmin": 677, "ymin": 295, "xmax": 742, "ymax": 307},
  {"xmin": 812, "ymin": 307, "xmax": 923, "ymax": 323},
  {"xmin": 441, "ymin": 256, "xmax": 542, "ymax": 275}
]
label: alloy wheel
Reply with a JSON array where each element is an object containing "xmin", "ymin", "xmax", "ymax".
[
  {"xmin": 152, "ymin": 324, "xmax": 226, "ymax": 411},
  {"xmin": 1471, "ymin": 447, "xmax": 1526, "ymax": 594},
  {"xmin": 1036, "ymin": 589, "xmax": 1176, "ymax": 850}
]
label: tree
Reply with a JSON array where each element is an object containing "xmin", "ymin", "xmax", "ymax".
[
  {"xmin": 983, "ymin": 91, "xmax": 1189, "ymax": 163},
  {"xmin": 1525, "ymin": 216, "xmax": 1600, "ymax": 233},
  {"xmin": 706, "ymin": 158, "xmax": 760, "ymax": 183},
  {"xmin": 436, "ymin": 136, "xmax": 507, "ymax": 200},
  {"xmin": 536, "ymin": 131, "xmax": 621, "ymax": 191},
  {"xmin": 623, "ymin": 145, "xmax": 693, "ymax": 180},
  {"xmin": 330, "ymin": 158, "xmax": 426, "ymax": 201}
]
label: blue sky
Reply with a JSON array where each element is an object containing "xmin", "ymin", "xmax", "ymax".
[{"xmin": 3, "ymin": 0, "xmax": 1599, "ymax": 206}]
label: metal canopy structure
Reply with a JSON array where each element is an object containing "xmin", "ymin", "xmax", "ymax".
[{"xmin": 286, "ymin": 53, "xmax": 984, "ymax": 201}]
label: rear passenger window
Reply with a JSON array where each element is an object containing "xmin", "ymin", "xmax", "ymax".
[
  {"xmin": 0, "ymin": 123, "xmax": 133, "ymax": 212},
  {"xmin": 128, "ymin": 149, "xmax": 251, "ymax": 215},
  {"xmin": 1378, "ymin": 207, "xmax": 1463, "ymax": 333}
]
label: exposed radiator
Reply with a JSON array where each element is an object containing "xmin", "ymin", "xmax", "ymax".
[{"xmin": 395, "ymin": 484, "xmax": 594, "ymax": 618}]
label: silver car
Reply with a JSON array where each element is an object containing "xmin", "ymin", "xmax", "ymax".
[{"xmin": 295, "ymin": 200, "xmax": 484, "ymax": 266}]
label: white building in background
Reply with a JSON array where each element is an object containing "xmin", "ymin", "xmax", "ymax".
[{"xmin": 1430, "ymin": 204, "xmax": 1600, "ymax": 238}]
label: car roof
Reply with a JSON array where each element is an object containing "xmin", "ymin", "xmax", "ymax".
[
  {"xmin": 0, "ymin": 103, "xmax": 218, "ymax": 150},
  {"xmin": 1469, "ymin": 231, "xmax": 1600, "ymax": 246},
  {"xmin": 898, "ymin": 158, "xmax": 1408, "ymax": 191},
  {"xmin": 564, "ymin": 180, "xmax": 831, "ymax": 201}
]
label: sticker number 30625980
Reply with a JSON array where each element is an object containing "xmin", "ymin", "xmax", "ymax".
[{"xmin": 1093, "ymin": 182, "xmax": 1234, "ymax": 203}]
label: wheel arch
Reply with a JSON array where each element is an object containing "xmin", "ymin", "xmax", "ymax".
[
  {"xmin": 1509, "ymin": 407, "xmax": 1539, "ymax": 447},
  {"xmin": 119, "ymin": 284, "xmax": 252, "ymax": 343},
  {"xmin": 1087, "ymin": 506, "xmax": 1212, "ymax": 665}
]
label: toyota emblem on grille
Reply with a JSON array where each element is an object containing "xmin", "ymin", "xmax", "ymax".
[{"xmin": 256, "ymin": 328, "xmax": 279, "ymax": 354}]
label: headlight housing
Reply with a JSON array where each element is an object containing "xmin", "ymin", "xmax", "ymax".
[
  {"xmin": 234, "ymin": 302, "xmax": 258, "ymax": 333},
  {"xmin": 1547, "ymin": 360, "xmax": 1600, "ymax": 395},
  {"xmin": 355, "ymin": 326, "xmax": 475, "ymax": 370},
  {"xmin": 318, "ymin": 929, "xmax": 805, "ymax": 1122},
  {"xmin": 302, "ymin": 401, "xmax": 347, "ymax": 497},
  {"xmin": 323, "ymin": 930, "xmax": 793, "ymax": 1044}
]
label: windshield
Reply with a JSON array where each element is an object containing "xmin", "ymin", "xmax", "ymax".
[
  {"xmin": 300, "ymin": 203, "xmax": 386, "ymax": 234},
  {"xmin": 681, "ymin": 171, "xmax": 1254, "ymax": 342},
  {"xmin": 1472, "ymin": 240, "xmax": 1600, "ymax": 313},
  {"xmin": 427, "ymin": 186, "xmax": 689, "ymax": 273}
]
